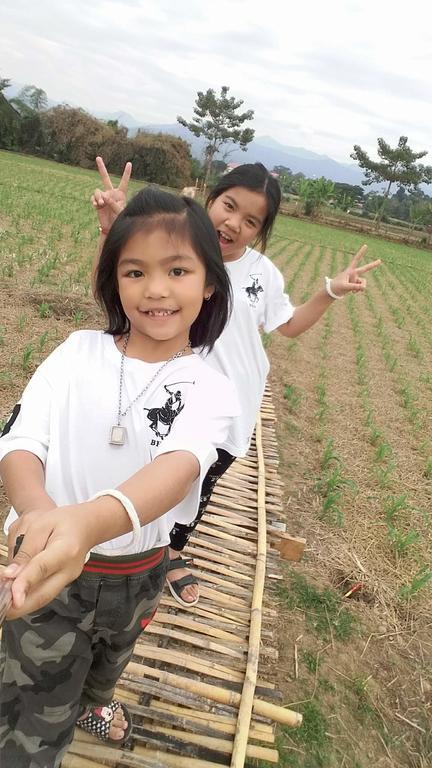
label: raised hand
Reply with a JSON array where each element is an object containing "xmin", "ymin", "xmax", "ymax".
[
  {"xmin": 329, "ymin": 245, "xmax": 381, "ymax": 297},
  {"xmin": 91, "ymin": 156, "xmax": 132, "ymax": 234}
]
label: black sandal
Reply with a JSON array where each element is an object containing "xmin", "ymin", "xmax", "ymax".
[
  {"xmin": 166, "ymin": 557, "xmax": 199, "ymax": 607},
  {"xmin": 76, "ymin": 700, "xmax": 132, "ymax": 746}
]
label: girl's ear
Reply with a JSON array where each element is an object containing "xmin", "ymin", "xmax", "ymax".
[{"xmin": 204, "ymin": 284, "xmax": 215, "ymax": 300}]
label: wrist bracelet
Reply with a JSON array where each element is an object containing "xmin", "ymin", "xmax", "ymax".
[
  {"xmin": 98, "ymin": 225, "xmax": 109, "ymax": 236},
  {"xmin": 324, "ymin": 275, "xmax": 343, "ymax": 300},
  {"xmin": 89, "ymin": 489, "xmax": 141, "ymax": 551}
]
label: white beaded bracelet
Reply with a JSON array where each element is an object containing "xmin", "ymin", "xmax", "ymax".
[
  {"xmin": 89, "ymin": 489, "xmax": 141, "ymax": 552},
  {"xmin": 324, "ymin": 275, "xmax": 343, "ymax": 300}
]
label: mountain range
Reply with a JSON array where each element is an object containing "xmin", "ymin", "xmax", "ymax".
[
  {"xmin": 4, "ymin": 83, "xmax": 365, "ymax": 185},
  {"xmin": 111, "ymin": 116, "xmax": 366, "ymax": 186}
]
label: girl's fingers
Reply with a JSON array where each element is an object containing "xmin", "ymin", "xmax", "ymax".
[
  {"xmin": 8, "ymin": 542, "xmax": 84, "ymax": 616},
  {"xmin": 9, "ymin": 568, "xmax": 77, "ymax": 618},
  {"xmin": 355, "ymin": 259, "xmax": 382, "ymax": 275},
  {"xmin": 96, "ymin": 156, "xmax": 113, "ymax": 190},
  {"xmin": 348, "ymin": 244, "xmax": 368, "ymax": 270},
  {"xmin": 118, "ymin": 162, "xmax": 132, "ymax": 193},
  {"xmin": 91, "ymin": 189, "xmax": 106, "ymax": 207},
  {"xmin": 350, "ymin": 278, "xmax": 366, "ymax": 291}
]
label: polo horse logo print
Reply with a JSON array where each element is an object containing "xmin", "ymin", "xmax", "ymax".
[
  {"xmin": 244, "ymin": 275, "xmax": 264, "ymax": 305},
  {"xmin": 144, "ymin": 382, "xmax": 193, "ymax": 440}
]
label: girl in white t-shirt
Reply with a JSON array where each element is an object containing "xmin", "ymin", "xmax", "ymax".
[
  {"xmin": 90, "ymin": 160, "xmax": 380, "ymax": 607},
  {"xmin": 0, "ymin": 186, "xmax": 238, "ymax": 765}
]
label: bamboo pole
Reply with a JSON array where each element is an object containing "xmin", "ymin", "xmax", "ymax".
[
  {"xmin": 134, "ymin": 745, "xmax": 226, "ymax": 768},
  {"xmin": 189, "ymin": 556, "xmax": 253, "ymax": 582},
  {"xmin": 142, "ymin": 625, "xmax": 246, "ymax": 658},
  {"xmin": 231, "ymin": 414, "xmax": 276, "ymax": 767},
  {"xmin": 146, "ymin": 725, "xmax": 278, "ymax": 762},
  {"xmin": 152, "ymin": 611, "xmax": 247, "ymax": 645},
  {"xmin": 124, "ymin": 663, "xmax": 302, "ymax": 727},
  {"xmin": 132, "ymin": 643, "xmax": 245, "ymax": 682},
  {"xmin": 150, "ymin": 701, "xmax": 275, "ymax": 741},
  {"xmin": 187, "ymin": 536, "xmax": 256, "ymax": 565},
  {"xmin": 159, "ymin": 592, "xmax": 251, "ymax": 622},
  {"xmin": 184, "ymin": 545, "xmax": 254, "ymax": 576}
]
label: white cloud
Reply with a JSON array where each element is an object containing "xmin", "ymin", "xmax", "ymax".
[{"xmin": 1, "ymin": 0, "xmax": 431, "ymax": 162}]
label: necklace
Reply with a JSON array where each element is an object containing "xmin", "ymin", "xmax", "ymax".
[{"xmin": 109, "ymin": 334, "xmax": 191, "ymax": 445}]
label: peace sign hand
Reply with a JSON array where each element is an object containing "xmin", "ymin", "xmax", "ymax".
[
  {"xmin": 329, "ymin": 245, "xmax": 381, "ymax": 297},
  {"xmin": 91, "ymin": 156, "xmax": 131, "ymax": 234}
]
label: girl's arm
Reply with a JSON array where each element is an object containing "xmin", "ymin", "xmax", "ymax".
[
  {"xmin": 91, "ymin": 157, "xmax": 130, "ymax": 295},
  {"xmin": 277, "ymin": 245, "xmax": 381, "ymax": 338},
  {"xmin": 4, "ymin": 450, "xmax": 199, "ymax": 617},
  {"xmin": 0, "ymin": 451, "xmax": 55, "ymax": 515}
]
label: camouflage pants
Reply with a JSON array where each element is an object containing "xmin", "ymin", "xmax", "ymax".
[
  {"xmin": 0, "ymin": 546, "xmax": 168, "ymax": 768},
  {"xmin": 170, "ymin": 448, "xmax": 235, "ymax": 551}
]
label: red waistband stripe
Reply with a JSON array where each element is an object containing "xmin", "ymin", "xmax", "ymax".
[{"xmin": 83, "ymin": 547, "xmax": 166, "ymax": 575}]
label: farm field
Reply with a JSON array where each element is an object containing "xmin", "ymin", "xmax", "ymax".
[{"xmin": 0, "ymin": 150, "xmax": 431, "ymax": 767}]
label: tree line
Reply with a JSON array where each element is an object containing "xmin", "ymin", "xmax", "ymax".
[
  {"xmin": 275, "ymin": 135, "xmax": 432, "ymax": 230},
  {"xmin": 0, "ymin": 79, "xmax": 195, "ymax": 187},
  {"xmin": 1, "ymin": 77, "xmax": 431, "ymax": 230}
]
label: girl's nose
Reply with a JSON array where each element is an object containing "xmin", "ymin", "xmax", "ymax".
[
  {"xmin": 225, "ymin": 214, "xmax": 241, "ymax": 233},
  {"xmin": 143, "ymin": 276, "xmax": 169, "ymax": 297}
]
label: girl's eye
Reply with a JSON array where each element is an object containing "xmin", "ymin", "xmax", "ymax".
[
  {"xmin": 126, "ymin": 270, "xmax": 143, "ymax": 278},
  {"xmin": 246, "ymin": 219, "xmax": 257, "ymax": 228},
  {"xmin": 170, "ymin": 267, "xmax": 186, "ymax": 277},
  {"xmin": 224, "ymin": 200, "xmax": 234, "ymax": 210}
]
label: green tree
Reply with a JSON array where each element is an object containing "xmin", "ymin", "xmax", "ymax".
[
  {"xmin": 0, "ymin": 92, "xmax": 21, "ymax": 149},
  {"xmin": 409, "ymin": 201, "xmax": 432, "ymax": 230},
  {"xmin": 351, "ymin": 136, "xmax": 432, "ymax": 228},
  {"xmin": 10, "ymin": 84, "xmax": 48, "ymax": 116},
  {"xmin": 178, "ymin": 86, "xmax": 254, "ymax": 184},
  {"xmin": 299, "ymin": 177, "xmax": 335, "ymax": 217},
  {"xmin": 0, "ymin": 77, "xmax": 11, "ymax": 92}
]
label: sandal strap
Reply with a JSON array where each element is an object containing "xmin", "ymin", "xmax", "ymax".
[
  {"xmin": 77, "ymin": 700, "xmax": 127, "ymax": 743},
  {"xmin": 167, "ymin": 557, "xmax": 193, "ymax": 572},
  {"xmin": 169, "ymin": 573, "xmax": 198, "ymax": 592}
]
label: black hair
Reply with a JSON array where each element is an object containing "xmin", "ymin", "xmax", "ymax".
[
  {"xmin": 95, "ymin": 186, "xmax": 231, "ymax": 351},
  {"xmin": 206, "ymin": 163, "xmax": 281, "ymax": 251}
]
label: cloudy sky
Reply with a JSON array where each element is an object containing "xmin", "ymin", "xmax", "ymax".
[{"xmin": 1, "ymin": 0, "xmax": 431, "ymax": 163}]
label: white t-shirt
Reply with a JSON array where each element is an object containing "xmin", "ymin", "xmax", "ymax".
[
  {"xmin": 0, "ymin": 331, "xmax": 239, "ymax": 555},
  {"xmin": 201, "ymin": 247, "xmax": 295, "ymax": 457}
]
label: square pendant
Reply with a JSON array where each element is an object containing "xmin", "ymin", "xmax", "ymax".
[{"xmin": 109, "ymin": 425, "xmax": 127, "ymax": 445}]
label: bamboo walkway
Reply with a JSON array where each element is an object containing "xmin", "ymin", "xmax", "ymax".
[{"xmin": 0, "ymin": 388, "xmax": 302, "ymax": 767}]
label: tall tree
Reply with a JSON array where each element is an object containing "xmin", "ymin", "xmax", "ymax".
[
  {"xmin": 351, "ymin": 136, "xmax": 432, "ymax": 228},
  {"xmin": 10, "ymin": 84, "xmax": 48, "ymax": 116},
  {"xmin": 0, "ymin": 77, "xmax": 11, "ymax": 92},
  {"xmin": 178, "ymin": 86, "xmax": 254, "ymax": 184}
]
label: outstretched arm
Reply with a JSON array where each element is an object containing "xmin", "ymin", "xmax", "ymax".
[
  {"xmin": 91, "ymin": 156, "xmax": 131, "ymax": 295},
  {"xmin": 278, "ymin": 245, "xmax": 381, "ymax": 338},
  {"xmin": 3, "ymin": 450, "xmax": 199, "ymax": 618}
]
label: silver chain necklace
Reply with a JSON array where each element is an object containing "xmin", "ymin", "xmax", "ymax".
[{"xmin": 109, "ymin": 333, "xmax": 191, "ymax": 445}]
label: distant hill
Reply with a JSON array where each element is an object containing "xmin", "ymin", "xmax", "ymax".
[
  {"xmin": 131, "ymin": 123, "xmax": 365, "ymax": 186},
  {"xmin": 94, "ymin": 110, "xmax": 144, "ymax": 129},
  {"xmin": 1, "ymin": 83, "xmax": 364, "ymax": 185}
]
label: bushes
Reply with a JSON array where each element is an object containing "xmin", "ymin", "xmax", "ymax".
[{"xmin": 1, "ymin": 103, "xmax": 194, "ymax": 188}]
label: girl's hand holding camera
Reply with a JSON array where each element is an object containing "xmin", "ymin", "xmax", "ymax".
[{"xmin": 3, "ymin": 505, "xmax": 95, "ymax": 619}]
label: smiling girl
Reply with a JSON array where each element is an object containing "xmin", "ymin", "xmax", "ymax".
[{"xmin": 0, "ymin": 187, "xmax": 238, "ymax": 766}]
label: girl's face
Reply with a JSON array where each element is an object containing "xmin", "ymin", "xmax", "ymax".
[
  {"xmin": 207, "ymin": 186, "xmax": 268, "ymax": 261},
  {"xmin": 117, "ymin": 228, "xmax": 212, "ymax": 356}
]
